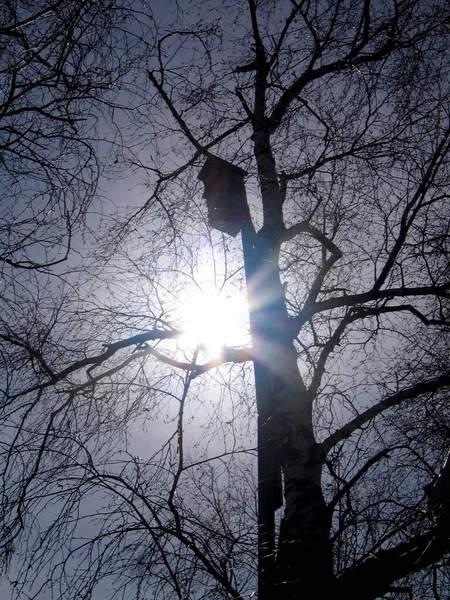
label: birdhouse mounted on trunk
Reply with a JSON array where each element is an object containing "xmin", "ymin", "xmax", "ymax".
[{"xmin": 198, "ymin": 156, "xmax": 248, "ymax": 237}]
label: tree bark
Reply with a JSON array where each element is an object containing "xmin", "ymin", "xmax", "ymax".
[
  {"xmin": 271, "ymin": 339, "xmax": 334, "ymax": 597},
  {"xmin": 247, "ymin": 232, "xmax": 334, "ymax": 596}
]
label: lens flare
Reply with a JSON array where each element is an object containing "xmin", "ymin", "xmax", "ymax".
[{"xmin": 179, "ymin": 290, "xmax": 248, "ymax": 356}]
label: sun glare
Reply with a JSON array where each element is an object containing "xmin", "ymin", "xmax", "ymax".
[{"xmin": 179, "ymin": 290, "xmax": 248, "ymax": 356}]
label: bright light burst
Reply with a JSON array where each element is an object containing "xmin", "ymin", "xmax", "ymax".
[{"xmin": 179, "ymin": 289, "xmax": 248, "ymax": 356}]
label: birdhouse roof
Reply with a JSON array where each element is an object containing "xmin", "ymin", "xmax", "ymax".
[{"xmin": 198, "ymin": 156, "xmax": 247, "ymax": 183}]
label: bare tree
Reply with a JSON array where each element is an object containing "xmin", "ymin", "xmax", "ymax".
[
  {"xmin": 0, "ymin": 0, "xmax": 156, "ymax": 274},
  {"xmin": 1, "ymin": 1, "xmax": 449, "ymax": 599}
]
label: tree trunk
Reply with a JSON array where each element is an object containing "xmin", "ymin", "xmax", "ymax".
[
  {"xmin": 248, "ymin": 233, "xmax": 334, "ymax": 596},
  {"xmin": 267, "ymin": 337, "xmax": 334, "ymax": 597}
]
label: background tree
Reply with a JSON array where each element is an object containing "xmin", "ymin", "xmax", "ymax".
[{"xmin": 0, "ymin": 1, "xmax": 449, "ymax": 599}]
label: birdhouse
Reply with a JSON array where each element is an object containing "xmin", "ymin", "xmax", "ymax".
[{"xmin": 198, "ymin": 156, "xmax": 248, "ymax": 237}]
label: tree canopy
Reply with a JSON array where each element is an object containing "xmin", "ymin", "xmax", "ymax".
[{"xmin": 0, "ymin": 1, "xmax": 449, "ymax": 599}]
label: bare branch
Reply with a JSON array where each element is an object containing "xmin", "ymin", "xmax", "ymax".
[
  {"xmin": 320, "ymin": 374, "xmax": 450, "ymax": 455},
  {"xmin": 373, "ymin": 126, "xmax": 450, "ymax": 292},
  {"xmin": 294, "ymin": 283, "xmax": 450, "ymax": 329}
]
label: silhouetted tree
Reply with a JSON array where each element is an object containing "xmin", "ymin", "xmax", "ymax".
[{"xmin": 1, "ymin": 1, "xmax": 449, "ymax": 599}]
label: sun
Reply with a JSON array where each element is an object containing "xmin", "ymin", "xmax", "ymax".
[{"xmin": 178, "ymin": 289, "xmax": 249, "ymax": 357}]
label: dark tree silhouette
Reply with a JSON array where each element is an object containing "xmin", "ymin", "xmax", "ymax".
[{"xmin": 0, "ymin": 1, "xmax": 449, "ymax": 599}]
